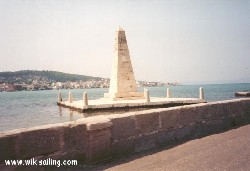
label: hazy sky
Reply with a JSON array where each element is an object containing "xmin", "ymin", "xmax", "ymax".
[{"xmin": 0, "ymin": 0, "xmax": 249, "ymax": 84}]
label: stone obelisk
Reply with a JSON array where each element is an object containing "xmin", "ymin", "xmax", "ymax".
[{"xmin": 104, "ymin": 27, "xmax": 144, "ymax": 100}]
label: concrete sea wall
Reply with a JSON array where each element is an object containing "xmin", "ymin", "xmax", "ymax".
[{"xmin": 1, "ymin": 99, "xmax": 250, "ymax": 164}]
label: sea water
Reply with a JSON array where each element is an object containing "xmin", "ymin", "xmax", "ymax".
[{"xmin": 0, "ymin": 83, "xmax": 249, "ymax": 132}]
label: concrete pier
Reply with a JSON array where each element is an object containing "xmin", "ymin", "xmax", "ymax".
[
  {"xmin": 57, "ymin": 27, "xmax": 206, "ymax": 112},
  {"xmin": 235, "ymin": 92, "xmax": 250, "ymax": 97},
  {"xmin": 58, "ymin": 97, "xmax": 206, "ymax": 112}
]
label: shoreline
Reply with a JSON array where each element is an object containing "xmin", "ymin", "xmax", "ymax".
[
  {"xmin": 0, "ymin": 98, "xmax": 247, "ymax": 134},
  {"xmin": 1, "ymin": 84, "xmax": 249, "ymax": 132},
  {"xmin": 1, "ymin": 98, "xmax": 250, "ymax": 167}
]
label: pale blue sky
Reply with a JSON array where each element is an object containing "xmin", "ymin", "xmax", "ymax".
[{"xmin": 0, "ymin": 0, "xmax": 249, "ymax": 84}]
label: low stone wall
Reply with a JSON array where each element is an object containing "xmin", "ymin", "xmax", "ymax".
[{"xmin": 1, "ymin": 99, "xmax": 250, "ymax": 165}]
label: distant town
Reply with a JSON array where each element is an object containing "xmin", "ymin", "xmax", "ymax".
[{"xmin": 0, "ymin": 70, "xmax": 181, "ymax": 92}]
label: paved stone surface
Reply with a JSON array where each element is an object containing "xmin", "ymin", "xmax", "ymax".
[
  {"xmin": 58, "ymin": 97, "xmax": 206, "ymax": 111},
  {"xmin": 95, "ymin": 124, "xmax": 250, "ymax": 171}
]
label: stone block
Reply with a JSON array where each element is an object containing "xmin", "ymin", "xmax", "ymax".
[
  {"xmin": 0, "ymin": 134, "xmax": 18, "ymax": 161},
  {"xmin": 200, "ymin": 103, "xmax": 224, "ymax": 120},
  {"xmin": 200, "ymin": 118, "xmax": 231, "ymax": 135},
  {"xmin": 109, "ymin": 115, "xmax": 137, "ymax": 141},
  {"xmin": 86, "ymin": 128, "xmax": 112, "ymax": 163},
  {"xmin": 195, "ymin": 104, "xmax": 213, "ymax": 121},
  {"xmin": 77, "ymin": 116, "xmax": 112, "ymax": 131},
  {"xmin": 242, "ymin": 116, "xmax": 250, "ymax": 124},
  {"xmin": 160, "ymin": 110, "xmax": 179, "ymax": 130},
  {"xmin": 157, "ymin": 124, "xmax": 203, "ymax": 146},
  {"xmin": 187, "ymin": 123, "xmax": 203, "ymax": 138},
  {"xmin": 231, "ymin": 115, "xmax": 250, "ymax": 127},
  {"xmin": 174, "ymin": 126, "xmax": 194, "ymax": 141},
  {"xmin": 242, "ymin": 100, "xmax": 250, "ymax": 116},
  {"xmin": 230, "ymin": 101, "xmax": 246, "ymax": 117},
  {"xmin": 111, "ymin": 139, "xmax": 134, "ymax": 157},
  {"xmin": 17, "ymin": 127, "xmax": 63, "ymax": 159},
  {"xmin": 135, "ymin": 112, "xmax": 160, "ymax": 134},
  {"xmin": 209, "ymin": 103, "xmax": 226, "ymax": 119},
  {"xmin": 63, "ymin": 124, "xmax": 88, "ymax": 153},
  {"xmin": 220, "ymin": 102, "xmax": 232, "ymax": 117},
  {"xmin": 156, "ymin": 130, "xmax": 176, "ymax": 146},
  {"xmin": 135, "ymin": 133, "xmax": 157, "ymax": 152},
  {"xmin": 178, "ymin": 107, "xmax": 201, "ymax": 126}
]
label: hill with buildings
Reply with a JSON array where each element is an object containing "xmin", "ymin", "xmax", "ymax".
[
  {"xmin": 0, "ymin": 70, "xmax": 102, "ymax": 84},
  {"xmin": 0, "ymin": 70, "xmax": 109, "ymax": 91},
  {"xmin": 0, "ymin": 70, "xmax": 168, "ymax": 92}
]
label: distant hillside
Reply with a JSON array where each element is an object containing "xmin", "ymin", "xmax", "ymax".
[{"xmin": 0, "ymin": 70, "xmax": 103, "ymax": 83}]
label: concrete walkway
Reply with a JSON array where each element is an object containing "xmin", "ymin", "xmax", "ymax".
[{"xmin": 96, "ymin": 124, "xmax": 250, "ymax": 171}]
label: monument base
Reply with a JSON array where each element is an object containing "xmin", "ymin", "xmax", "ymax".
[
  {"xmin": 104, "ymin": 92, "xmax": 145, "ymax": 100},
  {"xmin": 57, "ymin": 97, "xmax": 207, "ymax": 112}
]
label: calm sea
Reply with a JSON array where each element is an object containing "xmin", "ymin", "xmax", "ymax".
[{"xmin": 0, "ymin": 83, "xmax": 249, "ymax": 132}]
